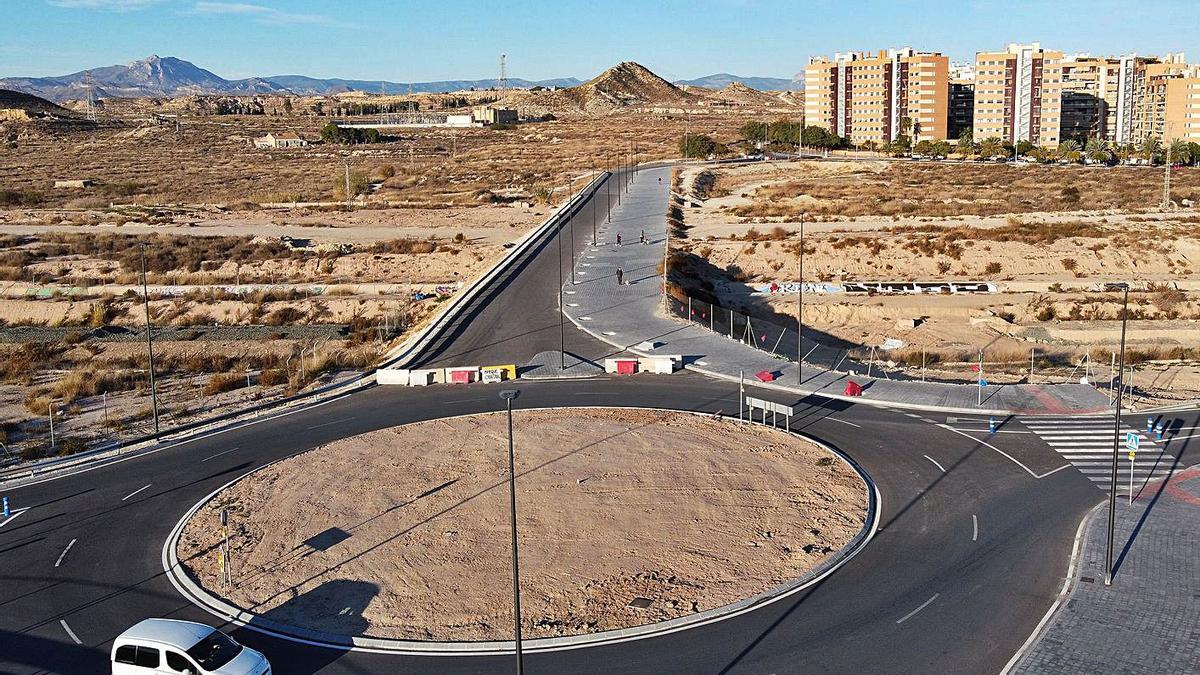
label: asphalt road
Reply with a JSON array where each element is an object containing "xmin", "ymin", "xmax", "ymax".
[{"xmin": 2, "ymin": 166, "xmax": 1196, "ymax": 674}]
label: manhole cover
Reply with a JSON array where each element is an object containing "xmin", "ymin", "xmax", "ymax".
[
  {"xmin": 627, "ymin": 597, "xmax": 653, "ymax": 609},
  {"xmin": 1080, "ymin": 576, "xmax": 1095, "ymax": 584}
]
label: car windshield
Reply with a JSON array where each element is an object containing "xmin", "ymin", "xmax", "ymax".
[{"xmin": 184, "ymin": 630, "xmax": 243, "ymax": 670}]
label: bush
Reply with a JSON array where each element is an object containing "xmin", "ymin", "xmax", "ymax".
[
  {"xmin": 984, "ymin": 261, "xmax": 1003, "ymax": 275},
  {"xmin": 203, "ymin": 373, "xmax": 245, "ymax": 396}
]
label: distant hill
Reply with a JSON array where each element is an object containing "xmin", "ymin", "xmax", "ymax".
[
  {"xmin": 0, "ymin": 55, "xmax": 583, "ymax": 102},
  {"xmin": 561, "ymin": 61, "xmax": 694, "ymax": 111},
  {"xmin": 263, "ymin": 74, "xmax": 582, "ymax": 95},
  {"xmin": 673, "ymin": 73, "xmax": 802, "ymax": 91},
  {"xmin": 0, "ymin": 89, "xmax": 78, "ymax": 121}
]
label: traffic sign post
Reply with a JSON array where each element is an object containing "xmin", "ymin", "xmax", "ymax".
[{"xmin": 2, "ymin": 496, "xmax": 8, "ymax": 519}]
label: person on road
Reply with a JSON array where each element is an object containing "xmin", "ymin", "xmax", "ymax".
[
  {"xmin": 616, "ymin": 267, "xmax": 624, "ymax": 285},
  {"xmin": 616, "ymin": 232, "xmax": 622, "ymax": 247},
  {"xmin": 640, "ymin": 229, "xmax": 646, "ymax": 244}
]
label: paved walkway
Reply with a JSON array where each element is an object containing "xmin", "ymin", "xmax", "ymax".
[
  {"xmin": 563, "ymin": 165, "xmax": 1111, "ymax": 415},
  {"xmin": 1014, "ymin": 465, "xmax": 1200, "ymax": 674}
]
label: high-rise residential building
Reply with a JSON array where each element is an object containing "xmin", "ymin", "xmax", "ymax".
[
  {"xmin": 1129, "ymin": 54, "xmax": 1200, "ymax": 145},
  {"xmin": 1059, "ymin": 55, "xmax": 1118, "ymax": 141},
  {"xmin": 972, "ymin": 43, "xmax": 1064, "ymax": 146},
  {"xmin": 804, "ymin": 47, "xmax": 949, "ymax": 145},
  {"xmin": 948, "ymin": 62, "xmax": 975, "ymax": 139}
]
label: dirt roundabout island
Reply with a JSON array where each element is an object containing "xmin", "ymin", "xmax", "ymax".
[{"xmin": 176, "ymin": 408, "xmax": 869, "ymax": 641}]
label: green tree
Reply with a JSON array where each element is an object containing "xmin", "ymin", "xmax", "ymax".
[
  {"xmin": 333, "ymin": 169, "xmax": 370, "ymax": 199},
  {"xmin": 740, "ymin": 121, "xmax": 767, "ymax": 144},
  {"xmin": 1168, "ymin": 139, "xmax": 1190, "ymax": 165},
  {"xmin": 956, "ymin": 129, "xmax": 975, "ymax": 158},
  {"xmin": 931, "ymin": 140, "xmax": 952, "ymax": 159},
  {"xmin": 1084, "ymin": 137, "xmax": 1112, "ymax": 165},
  {"xmin": 1057, "ymin": 139, "xmax": 1083, "ymax": 163},
  {"xmin": 679, "ymin": 134, "xmax": 717, "ymax": 158},
  {"xmin": 978, "ymin": 136, "xmax": 1003, "ymax": 160},
  {"xmin": 914, "ymin": 139, "xmax": 935, "ymax": 156},
  {"xmin": 1138, "ymin": 136, "xmax": 1161, "ymax": 163},
  {"xmin": 1114, "ymin": 143, "xmax": 1135, "ymax": 165},
  {"xmin": 1015, "ymin": 139, "xmax": 1035, "ymax": 157}
]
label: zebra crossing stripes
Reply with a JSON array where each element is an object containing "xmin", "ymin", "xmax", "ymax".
[{"xmin": 1022, "ymin": 417, "xmax": 1179, "ymax": 494}]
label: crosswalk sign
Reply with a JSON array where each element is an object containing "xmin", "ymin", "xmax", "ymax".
[{"xmin": 1125, "ymin": 432, "xmax": 1139, "ymax": 452}]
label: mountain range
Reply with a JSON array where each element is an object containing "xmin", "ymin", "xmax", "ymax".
[
  {"xmin": 673, "ymin": 73, "xmax": 802, "ymax": 91},
  {"xmin": 0, "ymin": 56, "xmax": 798, "ymax": 102}
]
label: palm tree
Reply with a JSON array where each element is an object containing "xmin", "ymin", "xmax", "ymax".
[
  {"xmin": 1138, "ymin": 136, "xmax": 1162, "ymax": 164},
  {"xmin": 978, "ymin": 136, "xmax": 1004, "ymax": 160},
  {"xmin": 956, "ymin": 129, "xmax": 975, "ymax": 159},
  {"xmin": 1030, "ymin": 145, "xmax": 1056, "ymax": 163},
  {"xmin": 1114, "ymin": 143, "xmax": 1135, "ymax": 165},
  {"xmin": 932, "ymin": 140, "xmax": 952, "ymax": 159},
  {"xmin": 1084, "ymin": 137, "xmax": 1111, "ymax": 165},
  {"xmin": 1168, "ymin": 139, "xmax": 1189, "ymax": 165},
  {"xmin": 1057, "ymin": 139, "xmax": 1083, "ymax": 163}
]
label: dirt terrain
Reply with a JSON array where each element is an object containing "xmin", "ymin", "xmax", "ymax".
[
  {"xmin": 177, "ymin": 408, "xmax": 867, "ymax": 641},
  {"xmin": 670, "ymin": 160, "xmax": 1200, "ymax": 403}
]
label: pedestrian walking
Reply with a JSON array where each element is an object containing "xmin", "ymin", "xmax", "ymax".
[
  {"xmin": 640, "ymin": 229, "xmax": 646, "ymax": 244},
  {"xmin": 616, "ymin": 232, "xmax": 622, "ymax": 247},
  {"xmin": 616, "ymin": 267, "xmax": 624, "ymax": 285}
]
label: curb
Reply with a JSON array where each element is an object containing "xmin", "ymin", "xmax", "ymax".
[{"xmin": 162, "ymin": 406, "xmax": 880, "ymax": 656}]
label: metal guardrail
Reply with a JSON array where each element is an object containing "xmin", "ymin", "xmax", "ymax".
[{"xmin": 0, "ymin": 171, "xmax": 612, "ymax": 483}]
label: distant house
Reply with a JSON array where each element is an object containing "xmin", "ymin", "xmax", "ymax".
[
  {"xmin": 253, "ymin": 131, "xmax": 308, "ymax": 149},
  {"xmin": 472, "ymin": 106, "xmax": 518, "ymax": 125},
  {"xmin": 53, "ymin": 179, "xmax": 94, "ymax": 189}
]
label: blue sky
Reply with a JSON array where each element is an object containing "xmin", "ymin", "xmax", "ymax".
[{"xmin": 3, "ymin": 0, "xmax": 1198, "ymax": 82}]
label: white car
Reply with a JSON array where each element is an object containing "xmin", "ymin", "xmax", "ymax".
[{"xmin": 111, "ymin": 619, "xmax": 270, "ymax": 675}]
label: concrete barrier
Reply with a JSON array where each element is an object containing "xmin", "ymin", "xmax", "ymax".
[
  {"xmin": 376, "ymin": 368, "xmax": 410, "ymax": 385},
  {"xmin": 481, "ymin": 364, "xmax": 517, "ymax": 382},
  {"xmin": 638, "ymin": 356, "xmax": 679, "ymax": 374},
  {"xmin": 446, "ymin": 366, "xmax": 480, "ymax": 384},
  {"xmin": 408, "ymin": 369, "xmax": 438, "ymax": 386},
  {"xmin": 605, "ymin": 358, "xmax": 639, "ymax": 375}
]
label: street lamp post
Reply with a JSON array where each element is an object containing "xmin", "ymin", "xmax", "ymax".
[
  {"xmin": 557, "ymin": 206, "xmax": 566, "ymax": 370},
  {"xmin": 797, "ymin": 213, "xmax": 805, "ymax": 384},
  {"xmin": 48, "ymin": 398, "xmax": 62, "ymax": 450},
  {"xmin": 498, "ymin": 389, "xmax": 524, "ymax": 675},
  {"xmin": 139, "ymin": 242, "xmax": 161, "ymax": 435},
  {"xmin": 591, "ymin": 165, "xmax": 598, "ymax": 245},
  {"xmin": 1104, "ymin": 282, "xmax": 1130, "ymax": 586}
]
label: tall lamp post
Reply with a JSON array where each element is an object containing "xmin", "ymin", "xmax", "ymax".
[
  {"xmin": 498, "ymin": 389, "xmax": 524, "ymax": 675},
  {"xmin": 139, "ymin": 242, "xmax": 160, "ymax": 435},
  {"xmin": 797, "ymin": 213, "xmax": 805, "ymax": 384},
  {"xmin": 591, "ymin": 165, "xmax": 598, "ymax": 245},
  {"xmin": 1104, "ymin": 282, "xmax": 1130, "ymax": 586}
]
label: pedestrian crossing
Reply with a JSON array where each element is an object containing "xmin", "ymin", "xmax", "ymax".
[{"xmin": 1022, "ymin": 417, "xmax": 1180, "ymax": 495}]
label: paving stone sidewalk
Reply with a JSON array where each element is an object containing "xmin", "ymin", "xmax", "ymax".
[
  {"xmin": 1014, "ymin": 466, "xmax": 1200, "ymax": 674},
  {"xmin": 562, "ymin": 165, "xmax": 1111, "ymax": 415}
]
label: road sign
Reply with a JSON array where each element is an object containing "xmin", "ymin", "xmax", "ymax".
[
  {"xmin": 978, "ymin": 379, "xmax": 988, "ymax": 387},
  {"xmin": 1125, "ymin": 431, "xmax": 1139, "ymax": 453}
]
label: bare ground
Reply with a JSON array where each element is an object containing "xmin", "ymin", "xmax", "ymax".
[{"xmin": 177, "ymin": 408, "xmax": 867, "ymax": 641}]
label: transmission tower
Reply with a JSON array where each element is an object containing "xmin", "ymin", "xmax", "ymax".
[
  {"xmin": 83, "ymin": 71, "xmax": 97, "ymax": 123},
  {"xmin": 498, "ymin": 53, "xmax": 508, "ymax": 92}
]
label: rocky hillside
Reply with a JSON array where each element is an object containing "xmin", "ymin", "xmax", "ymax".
[
  {"xmin": 0, "ymin": 89, "xmax": 78, "ymax": 121},
  {"xmin": 504, "ymin": 61, "xmax": 697, "ymax": 115}
]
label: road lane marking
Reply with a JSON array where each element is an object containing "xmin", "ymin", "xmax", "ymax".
[
  {"xmin": 826, "ymin": 417, "xmax": 862, "ymax": 428},
  {"xmin": 121, "ymin": 484, "xmax": 152, "ymax": 501},
  {"xmin": 54, "ymin": 538, "xmax": 76, "ymax": 568},
  {"xmin": 972, "ymin": 514, "xmax": 979, "ymax": 542},
  {"xmin": 200, "ymin": 448, "xmax": 238, "ymax": 463},
  {"xmin": 60, "ymin": 619, "xmax": 81, "ymax": 645},
  {"xmin": 896, "ymin": 593, "xmax": 940, "ymax": 624},
  {"xmin": 936, "ymin": 424, "xmax": 1066, "ymax": 479},
  {"xmin": 0, "ymin": 507, "xmax": 30, "ymax": 529},
  {"xmin": 923, "ymin": 455, "xmax": 946, "ymax": 473},
  {"xmin": 306, "ymin": 417, "xmax": 355, "ymax": 430}
]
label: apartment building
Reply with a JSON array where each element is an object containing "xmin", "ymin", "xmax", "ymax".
[
  {"xmin": 804, "ymin": 47, "xmax": 949, "ymax": 145},
  {"xmin": 1059, "ymin": 55, "xmax": 1118, "ymax": 141},
  {"xmin": 948, "ymin": 62, "xmax": 975, "ymax": 139},
  {"xmin": 972, "ymin": 43, "xmax": 1064, "ymax": 146},
  {"xmin": 1129, "ymin": 55, "xmax": 1200, "ymax": 144}
]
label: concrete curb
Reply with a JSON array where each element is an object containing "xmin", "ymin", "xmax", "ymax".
[{"xmin": 162, "ymin": 405, "xmax": 879, "ymax": 656}]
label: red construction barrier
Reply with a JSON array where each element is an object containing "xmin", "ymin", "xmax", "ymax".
[
  {"xmin": 844, "ymin": 380, "xmax": 863, "ymax": 396},
  {"xmin": 450, "ymin": 370, "xmax": 472, "ymax": 384},
  {"xmin": 755, "ymin": 370, "xmax": 776, "ymax": 382},
  {"xmin": 616, "ymin": 359, "xmax": 637, "ymax": 375}
]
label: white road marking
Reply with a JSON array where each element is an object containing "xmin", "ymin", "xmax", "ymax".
[
  {"xmin": 121, "ymin": 484, "xmax": 152, "ymax": 501},
  {"xmin": 201, "ymin": 448, "xmax": 237, "ymax": 463},
  {"xmin": 1166, "ymin": 432, "xmax": 1200, "ymax": 442},
  {"xmin": 972, "ymin": 514, "xmax": 978, "ymax": 542},
  {"xmin": 306, "ymin": 417, "xmax": 355, "ymax": 430},
  {"xmin": 936, "ymin": 424, "xmax": 1064, "ymax": 479},
  {"xmin": 0, "ymin": 507, "xmax": 30, "ymax": 529},
  {"xmin": 60, "ymin": 619, "xmax": 81, "ymax": 645},
  {"xmin": 896, "ymin": 593, "xmax": 940, "ymax": 624},
  {"xmin": 54, "ymin": 538, "xmax": 76, "ymax": 568},
  {"xmin": 826, "ymin": 417, "xmax": 862, "ymax": 428},
  {"xmin": 923, "ymin": 455, "xmax": 946, "ymax": 473},
  {"xmin": 948, "ymin": 427, "xmax": 1033, "ymax": 435}
]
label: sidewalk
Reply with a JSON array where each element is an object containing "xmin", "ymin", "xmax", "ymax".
[
  {"xmin": 1013, "ymin": 466, "xmax": 1200, "ymax": 674},
  {"xmin": 563, "ymin": 165, "xmax": 1111, "ymax": 415}
]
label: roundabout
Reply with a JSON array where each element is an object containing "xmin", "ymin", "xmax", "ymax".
[{"xmin": 165, "ymin": 408, "xmax": 874, "ymax": 652}]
